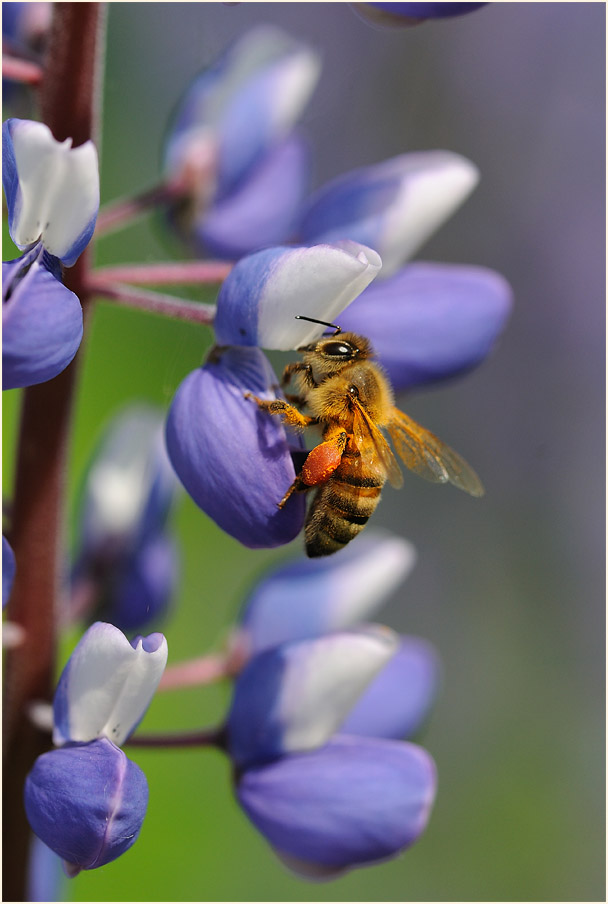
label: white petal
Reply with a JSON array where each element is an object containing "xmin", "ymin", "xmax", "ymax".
[
  {"xmin": 279, "ymin": 626, "xmax": 398, "ymax": 754},
  {"xmin": 258, "ymin": 241, "xmax": 382, "ymax": 350},
  {"xmin": 10, "ymin": 120, "xmax": 99, "ymax": 261},
  {"xmin": 53, "ymin": 623, "xmax": 167, "ymax": 746},
  {"xmin": 380, "ymin": 151, "xmax": 479, "ymax": 276}
]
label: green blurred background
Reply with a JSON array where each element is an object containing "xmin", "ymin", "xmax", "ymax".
[{"xmin": 3, "ymin": 2, "xmax": 605, "ymax": 901}]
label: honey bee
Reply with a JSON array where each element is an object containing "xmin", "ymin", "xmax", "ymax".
[{"xmin": 246, "ymin": 316, "xmax": 484, "ymax": 557}]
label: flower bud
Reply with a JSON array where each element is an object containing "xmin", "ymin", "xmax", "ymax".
[
  {"xmin": 237, "ymin": 735, "xmax": 436, "ymax": 878},
  {"xmin": 25, "ymin": 738, "xmax": 148, "ymax": 874},
  {"xmin": 53, "ymin": 622, "xmax": 168, "ymax": 747},
  {"xmin": 300, "ymin": 151, "xmax": 478, "ymax": 278},
  {"xmin": 213, "ymin": 241, "xmax": 382, "ymax": 350},
  {"xmin": 3, "ymin": 119, "xmax": 99, "ymax": 267},
  {"xmin": 227, "ymin": 627, "xmax": 398, "ymax": 769},
  {"xmin": 235, "ymin": 532, "xmax": 416, "ymax": 656}
]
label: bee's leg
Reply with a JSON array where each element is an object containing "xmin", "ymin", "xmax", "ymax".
[
  {"xmin": 281, "ymin": 362, "xmax": 314, "ymax": 389},
  {"xmin": 278, "ymin": 431, "xmax": 347, "ymax": 510},
  {"xmin": 244, "ymin": 393, "xmax": 317, "ymax": 429}
]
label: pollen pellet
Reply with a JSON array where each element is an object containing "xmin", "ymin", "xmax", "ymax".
[{"xmin": 301, "ymin": 442, "xmax": 344, "ymax": 486}]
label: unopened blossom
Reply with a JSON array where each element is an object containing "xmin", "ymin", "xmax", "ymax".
[
  {"xmin": 24, "ymin": 623, "xmax": 167, "ymax": 875},
  {"xmin": 2, "ymin": 118, "xmax": 99, "ymax": 389},
  {"xmin": 164, "ymin": 26, "xmax": 320, "ymax": 258},
  {"xmin": 225, "ymin": 627, "xmax": 436, "ymax": 877}
]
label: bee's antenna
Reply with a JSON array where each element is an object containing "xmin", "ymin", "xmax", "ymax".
[{"xmin": 295, "ymin": 314, "xmax": 342, "ymax": 335}]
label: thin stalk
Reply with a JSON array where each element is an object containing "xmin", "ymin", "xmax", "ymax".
[
  {"xmin": 88, "ymin": 278, "xmax": 216, "ymax": 325},
  {"xmin": 2, "ymin": 5, "xmax": 106, "ymax": 900},
  {"xmin": 158, "ymin": 653, "xmax": 232, "ymax": 691},
  {"xmin": 2, "ymin": 54, "xmax": 44, "ymax": 85},
  {"xmin": 94, "ymin": 181, "xmax": 177, "ymax": 236},
  {"xmin": 92, "ymin": 260, "xmax": 232, "ymax": 285}
]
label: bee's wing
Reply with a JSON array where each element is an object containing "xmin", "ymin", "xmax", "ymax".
[
  {"xmin": 387, "ymin": 408, "xmax": 484, "ymax": 497},
  {"xmin": 352, "ymin": 398, "xmax": 404, "ymax": 489}
]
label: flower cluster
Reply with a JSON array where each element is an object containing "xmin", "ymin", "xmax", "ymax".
[{"xmin": 3, "ymin": 4, "xmax": 507, "ymax": 897}]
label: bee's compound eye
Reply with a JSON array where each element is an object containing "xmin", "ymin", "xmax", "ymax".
[{"xmin": 324, "ymin": 341, "xmax": 355, "ymax": 358}]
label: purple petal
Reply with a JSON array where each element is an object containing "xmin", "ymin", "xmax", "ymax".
[
  {"xmin": 197, "ymin": 134, "xmax": 311, "ymax": 259},
  {"xmin": 227, "ymin": 627, "xmax": 398, "ymax": 769},
  {"xmin": 340, "ymin": 636, "xmax": 440, "ymax": 739},
  {"xmin": 237, "ymin": 735, "xmax": 436, "ymax": 874},
  {"xmin": 237, "ymin": 531, "xmax": 416, "ymax": 656},
  {"xmin": 165, "ymin": 346, "xmax": 306, "ymax": 549},
  {"xmin": 340, "ymin": 261, "xmax": 513, "ymax": 392},
  {"xmin": 24, "ymin": 738, "xmax": 148, "ymax": 872},
  {"xmin": 3, "ymin": 535, "xmax": 16, "ymax": 608},
  {"xmin": 2, "ymin": 246, "xmax": 83, "ymax": 390}
]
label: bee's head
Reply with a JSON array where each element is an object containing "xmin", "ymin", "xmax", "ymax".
[{"xmin": 295, "ymin": 317, "xmax": 373, "ymax": 380}]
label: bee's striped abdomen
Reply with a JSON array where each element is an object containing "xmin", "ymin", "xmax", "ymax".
[{"xmin": 304, "ymin": 451, "xmax": 384, "ymax": 557}]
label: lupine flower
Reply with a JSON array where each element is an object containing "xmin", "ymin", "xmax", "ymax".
[
  {"xmin": 225, "ymin": 627, "xmax": 436, "ymax": 877},
  {"xmin": 2, "ymin": 118, "xmax": 99, "ymax": 390},
  {"xmin": 166, "ymin": 241, "xmax": 381, "ymax": 548},
  {"xmin": 300, "ymin": 151, "xmax": 480, "ymax": 278},
  {"xmin": 24, "ymin": 623, "xmax": 167, "ymax": 875},
  {"xmin": 234, "ymin": 531, "xmax": 417, "ymax": 656},
  {"xmin": 70, "ymin": 406, "xmax": 179, "ymax": 631},
  {"xmin": 299, "ymin": 151, "xmax": 512, "ymax": 391},
  {"xmin": 164, "ymin": 26, "xmax": 320, "ymax": 258},
  {"xmin": 2, "ymin": 535, "xmax": 16, "ymax": 607},
  {"xmin": 2, "ymin": 2, "xmax": 51, "ymax": 53},
  {"xmin": 231, "ymin": 530, "xmax": 439, "ymax": 740}
]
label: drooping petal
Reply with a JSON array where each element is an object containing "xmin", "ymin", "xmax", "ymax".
[
  {"xmin": 166, "ymin": 346, "xmax": 306, "ymax": 549},
  {"xmin": 3, "ymin": 119, "xmax": 99, "ymax": 266},
  {"xmin": 339, "ymin": 261, "xmax": 513, "ymax": 391},
  {"xmin": 340, "ymin": 636, "xmax": 440, "ymax": 739},
  {"xmin": 2, "ymin": 246, "xmax": 83, "ymax": 390},
  {"xmin": 2, "ymin": 535, "xmax": 16, "ymax": 607},
  {"xmin": 300, "ymin": 152, "xmax": 478, "ymax": 278},
  {"xmin": 235, "ymin": 532, "xmax": 416, "ymax": 657},
  {"xmin": 196, "ymin": 134, "xmax": 311, "ymax": 259},
  {"xmin": 53, "ymin": 622, "xmax": 168, "ymax": 747},
  {"xmin": 165, "ymin": 25, "xmax": 320, "ymax": 199},
  {"xmin": 227, "ymin": 627, "xmax": 398, "ymax": 769},
  {"xmin": 24, "ymin": 738, "xmax": 148, "ymax": 872},
  {"xmin": 213, "ymin": 241, "xmax": 382, "ymax": 350},
  {"xmin": 237, "ymin": 735, "xmax": 436, "ymax": 875}
]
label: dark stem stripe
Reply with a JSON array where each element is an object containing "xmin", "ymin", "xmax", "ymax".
[
  {"xmin": 2, "ymin": 4, "xmax": 105, "ymax": 900},
  {"xmin": 88, "ymin": 277, "xmax": 217, "ymax": 325}
]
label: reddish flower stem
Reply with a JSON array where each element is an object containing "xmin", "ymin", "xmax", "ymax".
[
  {"xmin": 94, "ymin": 181, "xmax": 178, "ymax": 236},
  {"xmin": 88, "ymin": 278, "xmax": 217, "ymax": 325},
  {"xmin": 158, "ymin": 654, "xmax": 232, "ymax": 691},
  {"xmin": 2, "ymin": 54, "xmax": 44, "ymax": 85},
  {"xmin": 2, "ymin": 5, "xmax": 106, "ymax": 900},
  {"xmin": 92, "ymin": 260, "xmax": 232, "ymax": 285}
]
